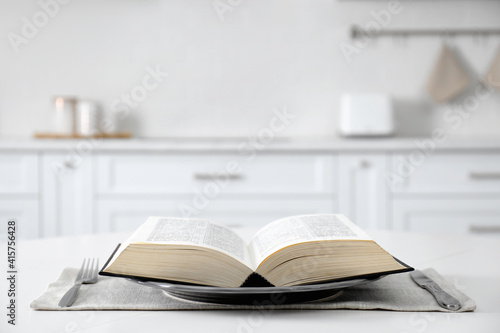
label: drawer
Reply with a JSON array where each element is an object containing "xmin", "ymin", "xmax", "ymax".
[
  {"xmin": 391, "ymin": 153, "xmax": 500, "ymax": 193},
  {"xmin": 393, "ymin": 199, "xmax": 500, "ymax": 236},
  {"xmin": 96, "ymin": 198, "xmax": 336, "ymax": 233},
  {"xmin": 95, "ymin": 153, "xmax": 336, "ymax": 195},
  {"xmin": 0, "ymin": 153, "xmax": 38, "ymax": 194}
]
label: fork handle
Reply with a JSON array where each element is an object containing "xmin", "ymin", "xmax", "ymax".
[{"xmin": 58, "ymin": 283, "xmax": 82, "ymax": 307}]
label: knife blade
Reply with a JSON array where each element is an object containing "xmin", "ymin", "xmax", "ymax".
[{"xmin": 410, "ymin": 270, "xmax": 461, "ymax": 311}]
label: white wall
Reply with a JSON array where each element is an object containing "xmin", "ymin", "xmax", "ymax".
[{"xmin": 1, "ymin": 0, "xmax": 500, "ymax": 138}]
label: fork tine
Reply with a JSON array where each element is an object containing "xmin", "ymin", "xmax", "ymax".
[
  {"xmin": 76, "ymin": 258, "xmax": 87, "ymax": 281},
  {"xmin": 59, "ymin": 258, "xmax": 99, "ymax": 307},
  {"xmin": 93, "ymin": 258, "xmax": 99, "ymax": 279},
  {"xmin": 86, "ymin": 258, "xmax": 95, "ymax": 280}
]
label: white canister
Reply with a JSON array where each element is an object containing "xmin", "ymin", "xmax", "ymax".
[
  {"xmin": 54, "ymin": 96, "xmax": 77, "ymax": 135},
  {"xmin": 76, "ymin": 100, "xmax": 99, "ymax": 136}
]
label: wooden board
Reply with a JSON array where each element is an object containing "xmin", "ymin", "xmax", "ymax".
[{"xmin": 34, "ymin": 132, "xmax": 131, "ymax": 139}]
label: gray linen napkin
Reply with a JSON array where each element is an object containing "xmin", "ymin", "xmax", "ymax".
[{"xmin": 31, "ymin": 268, "xmax": 475, "ymax": 312}]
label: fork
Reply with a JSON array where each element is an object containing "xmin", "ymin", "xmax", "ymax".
[{"xmin": 58, "ymin": 258, "xmax": 99, "ymax": 307}]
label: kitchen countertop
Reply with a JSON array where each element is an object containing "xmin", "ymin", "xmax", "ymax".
[{"xmin": 1, "ymin": 137, "xmax": 500, "ymax": 152}]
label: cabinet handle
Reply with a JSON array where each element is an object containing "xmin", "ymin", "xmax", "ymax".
[
  {"xmin": 469, "ymin": 172, "xmax": 500, "ymax": 179},
  {"xmin": 193, "ymin": 172, "xmax": 243, "ymax": 181},
  {"xmin": 469, "ymin": 225, "xmax": 500, "ymax": 234},
  {"xmin": 64, "ymin": 160, "xmax": 76, "ymax": 169},
  {"xmin": 359, "ymin": 160, "xmax": 371, "ymax": 168}
]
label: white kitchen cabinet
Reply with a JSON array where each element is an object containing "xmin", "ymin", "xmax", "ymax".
[
  {"xmin": 2, "ymin": 140, "xmax": 500, "ymax": 238},
  {"xmin": 392, "ymin": 199, "xmax": 500, "ymax": 236},
  {"xmin": 391, "ymin": 153, "xmax": 500, "ymax": 194},
  {"xmin": 0, "ymin": 200, "xmax": 38, "ymax": 239},
  {"xmin": 0, "ymin": 152, "xmax": 39, "ymax": 239},
  {"xmin": 96, "ymin": 198, "xmax": 337, "ymax": 233},
  {"xmin": 41, "ymin": 153, "xmax": 93, "ymax": 237},
  {"xmin": 93, "ymin": 152, "xmax": 337, "ymax": 233},
  {"xmin": 390, "ymin": 152, "xmax": 500, "ymax": 236},
  {"xmin": 95, "ymin": 153, "xmax": 336, "ymax": 195},
  {"xmin": 338, "ymin": 154, "xmax": 388, "ymax": 230},
  {"xmin": 0, "ymin": 153, "xmax": 38, "ymax": 194}
]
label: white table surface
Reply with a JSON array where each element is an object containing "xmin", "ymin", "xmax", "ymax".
[{"xmin": 2, "ymin": 229, "xmax": 500, "ymax": 333}]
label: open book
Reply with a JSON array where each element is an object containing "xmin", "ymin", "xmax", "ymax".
[{"xmin": 100, "ymin": 214, "xmax": 412, "ymax": 287}]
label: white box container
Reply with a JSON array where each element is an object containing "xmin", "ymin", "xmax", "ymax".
[{"xmin": 339, "ymin": 94, "xmax": 394, "ymax": 137}]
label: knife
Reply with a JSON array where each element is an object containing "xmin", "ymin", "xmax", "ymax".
[{"xmin": 410, "ymin": 270, "xmax": 461, "ymax": 311}]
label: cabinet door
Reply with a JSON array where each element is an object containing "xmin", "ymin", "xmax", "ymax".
[
  {"xmin": 41, "ymin": 153, "xmax": 93, "ymax": 237},
  {"xmin": 338, "ymin": 154, "xmax": 388, "ymax": 230},
  {"xmin": 0, "ymin": 153, "xmax": 38, "ymax": 194},
  {"xmin": 0, "ymin": 200, "xmax": 38, "ymax": 239},
  {"xmin": 96, "ymin": 198, "xmax": 337, "ymax": 234},
  {"xmin": 0, "ymin": 152, "xmax": 39, "ymax": 239},
  {"xmin": 393, "ymin": 199, "xmax": 500, "ymax": 236}
]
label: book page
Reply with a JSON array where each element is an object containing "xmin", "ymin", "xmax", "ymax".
[
  {"xmin": 248, "ymin": 214, "xmax": 372, "ymax": 267},
  {"xmin": 124, "ymin": 216, "xmax": 253, "ymax": 268}
]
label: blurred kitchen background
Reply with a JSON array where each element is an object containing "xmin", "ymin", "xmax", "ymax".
[{"xmin": 1, "ymin": 0, "xmax": 500, "ymax": 239}]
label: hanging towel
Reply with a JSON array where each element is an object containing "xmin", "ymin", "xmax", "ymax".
[
  {"xmin": 483, "ymin": 47, "xmax": 500, "ymax": 91},
  {"xmin": 426, "ymin": 43, "xmax": 471, "ymax": 103}
]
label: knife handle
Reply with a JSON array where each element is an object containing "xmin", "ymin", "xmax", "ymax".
[
  {"xmin": 58, "ymin": 283, "xmax": 82, "ymax": 307},
  {"xmin": 423, "ymin": 283, "xmax": 461, "ymax": 311}
]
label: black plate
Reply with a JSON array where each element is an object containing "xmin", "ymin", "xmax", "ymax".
[{"xmin": 128, "ymin": 276, "xmax": 384, "ymax": 305}]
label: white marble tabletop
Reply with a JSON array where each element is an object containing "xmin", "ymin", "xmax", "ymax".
[{"xmin": 2, "ymin": 229, "xmax": 500, "ymax": 333}]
